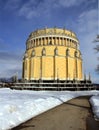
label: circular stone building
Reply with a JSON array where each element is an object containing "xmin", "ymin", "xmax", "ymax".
[{"xmin": 22, "ymin": 27, "xmax": 83, "ymax": 81}]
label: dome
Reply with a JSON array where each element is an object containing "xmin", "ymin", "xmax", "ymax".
[{"xmin": 26, "ymin": 28, "xmax": 79, "ymax": 50}]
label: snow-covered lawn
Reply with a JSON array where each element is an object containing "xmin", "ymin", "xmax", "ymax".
[
  {"xmin": 90, "ymin": 96, "xmax": 99, "ymax": 120},
  {"xmin": 0, "ymin": 88, "xmax": 99, "ymax": 130}
]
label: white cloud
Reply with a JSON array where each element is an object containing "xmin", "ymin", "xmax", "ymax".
[
  {"xmin": 19, "ymin": 3, "xmax": 38, "ymax": 19},
  {"xmin": 18, "ymin": 0, "xmax": 72, "ymax": 19},
  {"xmin": 77, "ymin": 8, "xmax": 98, "ymax": 51},
  {"xmin": 3, "ymin": 0, "xmax": 97, "ymax": 19},
  {"xmin": 0, "ymin": 51, "xmax": 22, "ymax": 78},
  {"xmin": 0, "ymin": 63, "xmax": 22, "ymax": 78},
  {"xmin": 78, "ymin": 9, "xmax": 98, "ymax": 33},
  {"xmin": 0, "ymin": 52, "xmax": 20, "ymax": 63},
  {"xmin": 58, "ymin": 0, "xmax": 86, "ymax": 7},
  {"xmin": 18, "ymin": 0, "xmax": 51, "ymax": 19},
  {"xmin": 77, "ymin": 8, "xmax": 98, "ymax": 82},
  {"xmin": 18, "ymin": 0, "xmax": 95, "ymax": 19}
]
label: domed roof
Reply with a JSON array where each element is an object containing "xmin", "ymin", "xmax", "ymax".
[{"xmin": 28, "ymin": 27, "xmax": 78, "ymax": 41}]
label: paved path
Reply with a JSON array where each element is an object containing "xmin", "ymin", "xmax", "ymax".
[{"xmin": 12, "ymin": 96, "xmax": 99, "ymax": 130}]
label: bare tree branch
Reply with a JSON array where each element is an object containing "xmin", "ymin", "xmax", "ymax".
[
  {"xmin": 93, "ymin": 35, "xmax": 99, "ymax": 43},
  {"xmin": 96, "ymin": 65, "xmax": 99, "ymax": 73},
  {"xmin": 93, "ymin": 35, "xmax": 99, "ymax": 73},
  {"xmin": 94, "ymin": 45, "xmax": 99, "ymax": 52}
]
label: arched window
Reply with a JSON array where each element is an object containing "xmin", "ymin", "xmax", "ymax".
[
  {"xmin": 24, "ymin": 52, "xmax": 28, "ymax": 59},
  {"xmin": 66, "ymin": 48, "xmax": 69, "ymax": 56},
  {"xmin": 42, "ymin": 48, "xmax": 46, "ymax": 56},
  {"xmin": 32, "ymin": 50, "xmax": 35, "ymax": 57},
  {"xmin": 54, "ymin": 47, "xmax": 58, "ymax": 55},
  {"xmin": 74, "ymin": 51, "xmax": 77, "ymax": 57}
]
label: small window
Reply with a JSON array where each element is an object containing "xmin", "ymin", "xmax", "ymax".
[
  {"xmin": 42, "ymin": 48, "xmax": 46, "ymax": 56},
  {"xmin": 74, "ymin": 51, "xmax": 77, "ymax": 57},
  {"xmin": 24, "ymin": 52, "xmax": 28, "ymax": 58},
  {"xmin": 32, "ymin": 50, "xmax": 35, "ymax": 57},
  {"xmin": 54, "ymin": 47, "xmax": 58, "ymax": 55}
]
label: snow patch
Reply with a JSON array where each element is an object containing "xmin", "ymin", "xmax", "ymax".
[{"xmin": 0, "ymin": 88, "xmax": 99, "ymax": 130}]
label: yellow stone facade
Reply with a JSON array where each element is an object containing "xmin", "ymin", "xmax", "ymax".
[{"xmin": 22, "ymin": 28, "xmax": 83, "ymax": 81}]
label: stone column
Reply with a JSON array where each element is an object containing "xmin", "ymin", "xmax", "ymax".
[
  {"xmin": 37, "ymin": 38, "xmax": 38, "ymax": 46},
  {"xmin": 30, "ymin": 57, "xmax": 34, "ymax": 80},
  {"xmin": 22, "ymin": 60, "xmax": 25, "ymax": 79},
  {"xmin": 48, "ymin": 37, "xmax": 49, "ymax": 45},
  {"xmin": 40, "ymin": 38, "xmax": 42, "ymax": 46},
  {"xmin": 44, "ymin": 37, "xmax": 45, "ymax": 45},
  {"xmin": 53, "ymin": 56, "xmax": 55, "ymax": 80},
  {"xmin": 62, "ymin": 37, "xmax": 64, "ymax": 46},
  {"xmin": 51, "ymin": 37, "xmax": 53, "ymax": 45},
  {"xmin": 40, "ymin": 56, "xmax": 42, "ymax": 80},
  {"xmin": 66, "ymin": 56, "xmax": 68, "ymax": 79},
  {"xmin": 67, "ymin": 39, "xmax": 69, "ymax": 47},
  {"xmin": 75, "ymin": 57, "xmax": 78, "ymax": 79},
  {"xmin": 34, "ymin": 39, "xmax": 36, "ymax": 47},
  {"xmin": 64, "ymin": 38, "xmax": 66, "ymax": 46},
  {"xmin": 24, "ymin": 57, "xmax": 29, "ymax": 80},
  {"xmin": 54, "ymin": 37, "xmax": 56, "ymax": 45}
]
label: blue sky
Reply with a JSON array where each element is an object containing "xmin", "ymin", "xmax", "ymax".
[{"xmin": 0, "ymin": 0, "xmax": 98, "ymax": 83}]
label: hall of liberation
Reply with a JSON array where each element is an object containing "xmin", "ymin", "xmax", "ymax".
[{"xmin": 22, "ymin": 27, "xmax": 83, "ymax": 81}]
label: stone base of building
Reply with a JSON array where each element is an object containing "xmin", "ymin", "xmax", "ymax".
[{"xmin": 10, "ymin": 79, "xmax": 95, "ymax": 91}]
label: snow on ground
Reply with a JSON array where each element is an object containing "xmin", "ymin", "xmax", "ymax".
[
  {"xmin": 90, "ymin": 95, "xmax": 99, "ymax": 120},
  {"xmin": 0, "ymin": 88, "xmax": 99, "ymax": 130}
]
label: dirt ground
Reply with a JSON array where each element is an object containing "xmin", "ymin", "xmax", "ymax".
[{"xmin": 12, "ymin": 96, "xmax": 99, "ymax": 130}]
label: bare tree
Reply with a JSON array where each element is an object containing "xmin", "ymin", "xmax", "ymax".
[
  {"xmin": 94, "ymin": 35, "xmax": 99, "ymax": 73},
  {"xmin": 94, "ymin": 0, "xmax": 99, "ymax": 73}
]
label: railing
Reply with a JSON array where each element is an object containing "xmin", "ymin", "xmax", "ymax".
[{"xmin": 10, "ymin": 80, "xmax": 95, "ymax": 91}]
